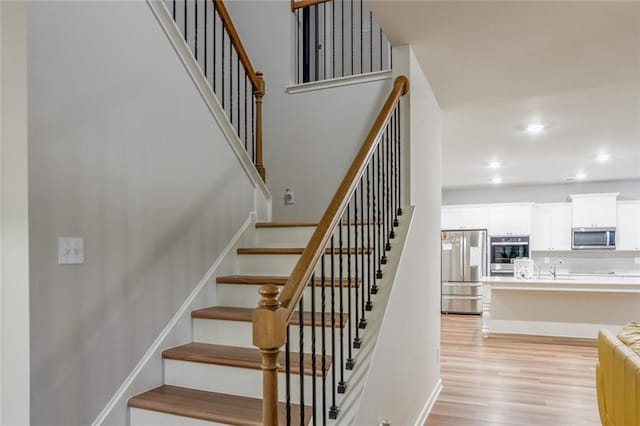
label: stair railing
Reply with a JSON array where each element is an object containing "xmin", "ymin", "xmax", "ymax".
[
  {"xmin": 291, "ymin": 0, "xmax": 392, "ymax": 84},
  {"xmin": 165, "ymin": 0, "xmax": 266, "ymax": 180},
  {"xmin": 252, "ymin": 75, "xmax": 408, "ymax": 425}
]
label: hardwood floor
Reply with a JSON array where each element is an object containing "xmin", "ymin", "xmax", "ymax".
[{"xmin": 426, "ymin": 314, "xmax": 600, "ymax": 426}]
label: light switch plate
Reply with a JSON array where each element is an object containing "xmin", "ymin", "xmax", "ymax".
[
  {"xmin": 634, "ymin": 257, "xmax": 640, "ymax": 265},
  {"xmin": 544, "ymin": 257, "xmax": 550, "ymax": 264},
  {"xmin": 58, "ymin": 237, "xmax": 84, "ymax": 265}
]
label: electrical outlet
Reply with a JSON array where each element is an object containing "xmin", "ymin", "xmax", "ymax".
[
  {"xmin": 544, "ymin": 257, "xmax": 550, "ymax": 264},
  {"xmin": 436, "ymin": 347, "xmax": 440, "ymax": 361},
  {"xmin": 284, "ymin": 188, "xmax": 295, "ymax": 206},
  {"xmin": 58, "ymin": 237, "xmax": 84, "ymax": 265}
]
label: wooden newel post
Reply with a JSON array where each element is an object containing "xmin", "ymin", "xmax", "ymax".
[
  {"xmin": 254, "ymin": 72, "xmax": 266, "ymax": 182},
  {"xmin": 252, "ymin": 284, "xmax": 287, "ymax": 426}
]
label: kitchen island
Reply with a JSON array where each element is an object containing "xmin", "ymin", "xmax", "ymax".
[{"xmin": 481, "ymin": 275, "xmax": 640, "ymax": 339}]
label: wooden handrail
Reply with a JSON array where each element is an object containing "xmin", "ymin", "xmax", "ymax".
[
  {"xmin": 252, "ymin": 75, "xmax": 408, "ymax": 425},
  {"xmin": 291, "ymin": 0, "xmax": 333, "ymax": 11},
  {"xmin": 214, "ymin": 0, "xmax": 262, "ymax": 94}
]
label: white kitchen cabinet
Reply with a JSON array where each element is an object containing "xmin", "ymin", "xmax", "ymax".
[
  {"xmin": 441, "ymin": 206, "xmax": 488, "ymax": 230},
  {"xmin": 616, "ymin": 201, "xmax": 640, "ymax": 251},
  {"xmin": 531, "ymin": 203, "xmax": 572, "ymax": 251},
  {"xmin": 571, "ymin": 193, "xmax": 618, "ymax": 228},
  {"xmin": 488, "ymin": 204, "xmax": 533, "ymax": 236}
]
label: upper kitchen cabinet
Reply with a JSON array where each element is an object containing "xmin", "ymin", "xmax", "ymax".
[
  {"xmin": 488, "ymin": 203, "xmax": 533, "ymax": 236},
  {"xmin": 617, "ymin": 201, "xmax": 640, "ymax": 251},
  {"xmin": 441, "ymin": 205, "xmax": 489, "ymax": 230},
  {"xmin": 571, "ymin": 193, "xmax": 618, "ymax": 228},
  {"xmin": 531, "ymin": 203, "xmax": 572, "ymax": 251}
]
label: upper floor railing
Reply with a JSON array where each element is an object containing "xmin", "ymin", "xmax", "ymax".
[
  {"xmin": 252, "ymin": 75, "xmax": 408, "ymax": 425},
  {"xmin": 163, "ymin": 0, "xmax": 266, "ymax": 180},
  {"xmin": 291, "ymin": 0, "xmax": 392, "ymax": 84}
]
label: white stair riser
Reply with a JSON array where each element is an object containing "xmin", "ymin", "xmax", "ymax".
[
  {"xmin": 192, "ymin": 318, "xmax": 355, "ymax": 354},
  {"xmin": 164, "ymin": 359, "xmax": 325, "ymax": 402},
  {"xmin": 255, "ymin": 226, "xmax": 375, "ymax": 248},
  {"xmin": 130, "ymin": 408, "xmax": 227, "ymax": 426},
  {"xmin": 238, "ymin": 253, "xmax": 375, "ymax": 276},
  {"xmin": 256, "ymin": 227, "xmax": 315, "ymax": 247},
  {"xmin": 217, "ymin": 284, "xmax": 363, "ymax": 312}
]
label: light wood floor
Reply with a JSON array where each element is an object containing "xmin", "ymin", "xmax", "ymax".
[{"xmin": 426, "ymin": 314, "xmax": 600, "ymax": 426}]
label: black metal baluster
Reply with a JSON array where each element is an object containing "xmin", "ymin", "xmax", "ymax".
[
  {"xmin": 379, "ymin": 26, "xmax": 383, "ymax": 71},
  {"xmin": 329, "ymin": 236, "xmax": 339, "ymax": 419},
  {"xmin": 366, "ymin": 162, "xmax": 374, "ymax": 311},
  {"xmin": 380, "ymin": 127, "xmax": 388, "ymax": 265},
  {"xmin": 302, "ymin": 6, "xmax": 310, "ymax": 83},
  {"xmin": 184, "ymin": 0, "xmax": 187, "ymax": 43},
  {"xmin": 314, "ymin": 4, "xmax": 320, "ymax": 82},
  {"xmin": 323, "ymin": 2, "xmax": 326, "ymax": 80},
  {"xmin": 394, "ymin": 105, "xmax": 400, "ymax": 224},
  {"xmin": 359, "ymin": 0, "xmax": 363, "ymax": 75},
  {"xmin": 251, "ymin": 88, "xmax": 255, "ymax": 162},
  {"xmin": 321, "ymin": 255, "xmax": 327, "ymax": 426},
  {"xmin": 353, "ymin": 184, "xmax": 362, "ymax": 347},
  {"xmin": 213, "ymin": 1, "xmax": 216, "ymax": 93},
  {"xmin": 337, "ymin": 219, "xmax": 346, "ymax": 393},
  {"xmin": 229, "ymin": 40, "xmax": 233, "ymax": 125},
  {"xmin": 392, "ymin": 108, "xmax": 398, "ymax": 230},
  {"xmin": 244, "ymin": 77, "xmax": 248, "ymax": 151},
  {"xmin": 376, "ymin": 142, "xmax": 383, "ymax": 280},
  {"xmin": 369, "ymin": 11, "xmax": 373, "ymax": 73},
  {"xmin": 204, "ymin": 0, "xmax": 206, "ymax": 76},
  {"xmin": 173, "ymin": 0, "xmax": 176, "ymax": 20},
  {"xmin": 332, "ymin": 1, "xmax": 335, "ymax": 79},
  {"xmin": 295, "ymin": 9, "xmax": 299, "ymax": 83},
  {"xmin": 397, "ymin": 103, "xmax": 403, "ymax": 217},
  {"xmin": 221, "ymin": 29, "xmax": 225, "ymax": 111},
  {"xmin": 286, "ymin": 324, "xmax": 291, "ymax": 425},
  {"xmin": 359, "ymin": 177, "xmax": 368, "ymax": 326},
  {"xmin": 311, "ymin": 273, "xmax": 317, "ymax": 426},
  {"xmin": 350, "ymin": 0, "xmax": 353, "ymax": 76},
  {"xmin": 299, "ymin": 298, "xmax": 305, "ymax": 425},
  {"xmin": 341, "ymin": 0, "xmax": 344, "ymax": 77},
  {"xmin": 236, "ymin": 54, "xmax": 240, "ymax": 136},
  {"xmin": 386, "ymin": 121, "xmax": 393, "ymax": 245},
  {"xmin": 346, "ymin": 203, "xmax": 354, "ymax": 370},
  {"xmin": 194, "ymin": 0, "xmax": 198, "ymax": 61},
  {"xmin": 370, "ymin": 149, "xmax": 378, "ymax": 292}
]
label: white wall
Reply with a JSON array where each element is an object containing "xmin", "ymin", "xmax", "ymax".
[
  {"xmin": 443, "ymin": 178, "xmax": 640, "ymax": 205},
  {"xmin": 1, "ymin": 1, "xmax": 30, "ymax": 424},
  {"xmin": 28, "ymin": 2, "xmax": 259, "ymax": 425},
  {"xmin": 225, "ymin": 0, "xmax": 393, "ymax": 221},
  {"xmin": 356, "ymin": 46, "xmax": 442, "ymax": 425}
]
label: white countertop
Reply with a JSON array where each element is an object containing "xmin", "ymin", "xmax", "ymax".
[{"xmin": 482, "ymin": 275, "xmax": 640, "ymax": 293}]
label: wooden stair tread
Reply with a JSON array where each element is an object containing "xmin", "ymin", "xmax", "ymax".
[
  {"xmin": 128, "ymin": 385, "xmax": 311, "ymax": 426},
  {"xmin": 163, "ymin": 343, "xmax": 330, "ymax": 376},
  {"xmin": 237, "ymin": 247, "xmax": 372, "ymax": 255},
  {"xmin": 192, "ymin": 306, "xmax": 348, "ymax": 327},
  {"xmin": 216, "ymin": 274, "xmax": 360, "ymax": 287}
]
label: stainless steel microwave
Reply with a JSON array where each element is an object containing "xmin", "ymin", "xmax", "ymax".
[{"xmin": 572, "ymin": 227, "xmax": 616, "ymax": 250}]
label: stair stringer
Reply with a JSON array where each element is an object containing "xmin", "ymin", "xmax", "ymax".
[
  {"xmin": 322, "ymin": 207, "xmax": 416, "ymax": 425},
  {"xmin": 93, "ymin": 213, "xmax": 260, "ymax": 426}
]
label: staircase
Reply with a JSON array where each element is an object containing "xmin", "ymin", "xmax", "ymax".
[{"xmin": 128, "ymin": 221, "xmax": 378, "ymax": 425}]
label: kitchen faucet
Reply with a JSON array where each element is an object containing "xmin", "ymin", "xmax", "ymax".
[{"xmin": 550, "ymin": 260, "xmax": 565, "ymax": 279}]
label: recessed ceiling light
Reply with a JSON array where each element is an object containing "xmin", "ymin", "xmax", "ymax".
[
  {"xmin": 525, "ymin": 123, "xmax": 546, "ymax": 134},
  {"xmin": 574, "ymin": 171, "xmax": 587, "ymax": 180},
  {"xmin": 488, "ymin": 161, "xmax": 501, "ymax": 169},
  {"xmin": 596, "ymin": 152, "xmax": 610, "ymax": 162},
  {"xmin": 491, "ymin": 176, "xmax": 503, "ymax": 184}
]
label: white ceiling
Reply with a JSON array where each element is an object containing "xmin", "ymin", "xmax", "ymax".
[{"xmin": 369, "ymin": 1, "xmax": 640, "ymax": 189}]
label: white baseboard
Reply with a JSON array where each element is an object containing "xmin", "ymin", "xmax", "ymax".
[
  {"xmin": 91, "ymin": 213, "xmax": 255, "ymax": 425},
  {"xmin": 488, "ymin": 319, "xmax": 615, "ymax": 339},
  {"xmin": 414, "ymin": 379, "xmax": 443, "ymax": 426}
]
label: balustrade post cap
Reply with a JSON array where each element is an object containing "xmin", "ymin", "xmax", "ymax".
[
  {"xmin": 395, "ymin": 75, "xmax": 409, "ymax": 95},
  {"xmin": 258, "ymin": 284, "xmax": 281, "ymax": 309}
]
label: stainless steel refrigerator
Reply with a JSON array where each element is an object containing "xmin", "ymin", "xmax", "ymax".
[{"xmin": 441, "ymin": 230, "xmax": 487, "ymax": 315}]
